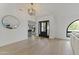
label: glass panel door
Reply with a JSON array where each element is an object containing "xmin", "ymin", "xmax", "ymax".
[
  {"xmin": 39, "ymin": 20, "xmax": 49, "ymax": 38},
  {"xmin": 41, "ymin": 22, "xmax": 46, "ymax": 32}
]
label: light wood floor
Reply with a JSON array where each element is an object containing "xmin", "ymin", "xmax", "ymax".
[{"xmin": 0, "ymin": 37, "xmax": 73, "ymax": 55}]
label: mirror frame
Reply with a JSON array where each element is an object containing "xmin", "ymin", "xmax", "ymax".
[{"xmin": 1, "ymin": 15, "xmax": 20, "ymax": 29}]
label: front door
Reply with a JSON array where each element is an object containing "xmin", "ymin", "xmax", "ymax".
[{"xmin": 39, "ymin": 20, "xmax": 49, "ymax": 38}]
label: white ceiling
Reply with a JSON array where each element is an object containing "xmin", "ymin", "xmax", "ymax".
[
  {"xmin": 0, "ymin": 3, "xmax": 58, "ymax": 17},
  {"xmin": 1, "ymin": 3, "xmax": 79, "ymax": 17}
]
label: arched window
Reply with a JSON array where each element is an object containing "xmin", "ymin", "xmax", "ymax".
[{"xmin": 66, "ymin": 19, "xmax": 79, "ymax": 37}]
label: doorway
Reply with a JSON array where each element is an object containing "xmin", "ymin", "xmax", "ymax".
[
  {"xmin": 28, "ymin": 20, "xmax": 36, "ymax": 38},
  {"xmin": 39, "ymin": 20, "xmax": 49, "ymax": 38}
]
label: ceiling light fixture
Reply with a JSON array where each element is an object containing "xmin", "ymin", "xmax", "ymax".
[{"xmin": 27, "ymin": 3, "xmax": 36, "ymax": 16}]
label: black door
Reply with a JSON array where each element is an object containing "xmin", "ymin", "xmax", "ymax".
[{"xmin": 39, "ymin": 20, "xmax": 49, "ymax": 38}]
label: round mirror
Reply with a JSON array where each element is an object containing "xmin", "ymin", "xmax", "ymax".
[{"xmin": 2, "ymin": 15, "xmax": 20, "ymax": 29}]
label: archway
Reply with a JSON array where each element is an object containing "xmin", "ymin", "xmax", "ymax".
[{"xmin": 66, "ymin": 19, "xmax": 79, "ymax": 37}]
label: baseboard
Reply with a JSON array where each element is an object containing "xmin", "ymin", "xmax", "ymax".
[
  {"xmin": 0, "ymin": 39, "xmax": 27, "ymax": 47},
  {"xmin": 54, "ymin": 37, "xmax": 70, "ymax": 40}
]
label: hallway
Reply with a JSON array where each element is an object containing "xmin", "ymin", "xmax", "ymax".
[{"xmin": 0, "ymin": 38, "xmax": 73, "ymax": 55}]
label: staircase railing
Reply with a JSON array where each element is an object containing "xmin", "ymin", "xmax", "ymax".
[{"xmin": 70, "ymin": 33, "xmax": 79, "ymax": 55}]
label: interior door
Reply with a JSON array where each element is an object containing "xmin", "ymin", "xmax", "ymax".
[{"xmin": 39, "ymin": 20, "xmax": 49, "ymax": 38}]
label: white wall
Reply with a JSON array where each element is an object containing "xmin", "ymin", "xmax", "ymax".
[
  {"xmin": 53, "ymin": 3, "xmax": 79, "ymax": 39},
  {"xmin": 0, "ymin": 3, "xmax": 79, "ymax": 46},
  {"xmin": 36, "ymin": 3, "xmax": 79, "ymax": 39},
  {"xmin": 0, "ymin": 3, "xmax": 31, "ymax": 47}
]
